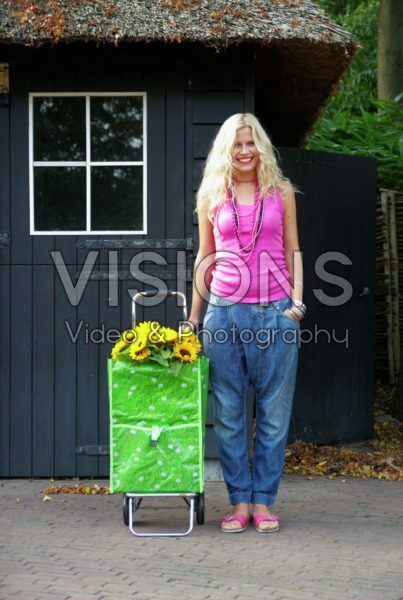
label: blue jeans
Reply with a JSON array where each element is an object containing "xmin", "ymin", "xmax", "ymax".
[{"xmin": 201, "ymin": 294, "xmax": 300, "ymax": 507}]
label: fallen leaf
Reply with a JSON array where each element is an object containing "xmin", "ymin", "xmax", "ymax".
[{"xmin": 41, "ymin": 484, "xmax": 110, "ymax": 496}]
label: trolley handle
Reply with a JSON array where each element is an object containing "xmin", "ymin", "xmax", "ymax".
[{"xmin": 131, "ymin": 290, "xmax": 188, "ymax": 330}]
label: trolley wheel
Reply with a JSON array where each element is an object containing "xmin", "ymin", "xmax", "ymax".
[
  {"xmin": 123, "ymin": 494, "xmax": 129, "ymax": 526},
  {"xmin": 196, "ymin": 491, "xmax": 205, "ymax": 525}
]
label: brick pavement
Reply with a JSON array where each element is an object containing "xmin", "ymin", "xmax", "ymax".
[{"xmin": 0, "ymin": 475, "xmax": 402, "ymax": 600}]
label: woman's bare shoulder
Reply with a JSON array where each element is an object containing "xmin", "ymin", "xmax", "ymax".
[
  {"xmin": 275, "ymin": 180, "xmax": 293, "ymax": 211},
  {"xmin": 278, "ymin": 180, "xmax": 296, "ymax": 207}
]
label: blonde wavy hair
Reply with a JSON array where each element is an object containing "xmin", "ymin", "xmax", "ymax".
[{"xmin": 194, "ymin": 113, "xmax": 299, "ymax": 223}]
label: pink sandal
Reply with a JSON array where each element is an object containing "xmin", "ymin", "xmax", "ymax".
[
  {"xmin": 220, "ymin": 513, "xmax": 250, "ymax": 533},
  {"xmin": 252, "ymin": 513, "xmax": 281, "ymax": 533}
]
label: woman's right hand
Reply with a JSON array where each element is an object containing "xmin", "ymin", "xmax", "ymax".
[{"xmin": 179, "ymin": 317, "xmax": 199, "ymax": 335}]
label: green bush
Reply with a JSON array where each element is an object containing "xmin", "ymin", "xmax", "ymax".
[
  {"xmin": 306, "ymin": 95, "xmax": 403, "ymax": 190},
  {"xmin": 306, "ymin": 0, "xmax": 402, "ymax": 190},
  {"xmin": 314, "ymin": 0, "xmax": 379, "ymax": 110}
]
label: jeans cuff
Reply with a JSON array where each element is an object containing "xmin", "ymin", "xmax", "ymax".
[
  {"xmin": 229, "ymin": 492, "xmax": 253, "ymax": 504},
  {"xmin": 251, "ymin": 492, "xmax": 276, "ymax": 506}
]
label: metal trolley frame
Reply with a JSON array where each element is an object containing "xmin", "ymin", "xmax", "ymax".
[{"xmin": 118, "ymin": 289, "xmax": 206, "ymax": 537}]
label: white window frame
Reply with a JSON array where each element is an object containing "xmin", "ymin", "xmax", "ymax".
[{"xmin": 29, "ymin": 91, "xmax": 147, "ymax": 235}]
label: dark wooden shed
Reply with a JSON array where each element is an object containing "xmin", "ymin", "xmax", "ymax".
[{"xmin": 0, "ymin": 0, "xmax": 376, "ymax": 478}]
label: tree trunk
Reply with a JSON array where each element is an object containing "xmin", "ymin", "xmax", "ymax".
[
  {"xmin": 377, "ymin": 0, "xmax": 403, "ymax": 102},
  {"xmin": 392, "ymin": 355, "xmax": 403, "ymax": 420}
]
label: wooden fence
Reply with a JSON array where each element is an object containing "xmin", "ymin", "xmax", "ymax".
[{"xmin": 376, "ymin": 188, "xmax": 403, "ymax": 383}]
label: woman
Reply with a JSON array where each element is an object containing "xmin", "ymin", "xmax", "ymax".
[{"xmin": 188, "ymin": 113, "xmax": 306, "ymax": 533}]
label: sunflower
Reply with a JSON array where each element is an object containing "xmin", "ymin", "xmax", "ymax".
[
  {"xmin": 158, "ymin": 326, "xmax": 178, "ymax": 344},
  {"xmin": 147, "ymin": 321, "xmax": 171, "ymax": 344},
  {"xmin": 179, "ymin": 331, "xmax": 202, "ymax": 352},
  {"xmin": 111, "ymin": 338, "xmax": 130, "ymax": 360},
  {"xmin": 137, "ymin": 320, "xmax": 166, "ymax": 344},
  {"xmin": 111, "ymin": 327, "xmax": 141, "ymax": 359},
  {"xmin": 136, "ymin": 320, "xmax": 153, "ymax": 333},
  {"xmin": 173, "ymin": 339, "xmax": 200, "ymax": 362},
  {"xmin": 134, "ymin": 327, "xmax": 150, "ymax": 347},
  {"xmin": 120, "ymin": 329, "xmax": 136, "ymax": 344},
  {"xmin": 132, "ymin": 346, "xmax": 151, "ymax": 361},
  {"xmin": 128, "ymin": 339, "xmax": 151, "ymax": 361}
]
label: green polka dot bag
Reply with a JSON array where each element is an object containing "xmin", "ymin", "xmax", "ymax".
[{"xmin": 108, "ymin": 356, "xmax": 209, "ymax": 494}]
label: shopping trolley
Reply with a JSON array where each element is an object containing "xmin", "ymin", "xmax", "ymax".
[{"xmin": 107, "ymin": 290, "xmax": 209, "ymax": 537}]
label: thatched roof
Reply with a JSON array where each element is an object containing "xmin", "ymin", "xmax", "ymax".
[
  {"xmin": 0, "ymin": 0, "xmax": 359, "ymax": 51},
  {"xmin": 0, "ymin": 0, "xmax": 361, "ymax": 146}
]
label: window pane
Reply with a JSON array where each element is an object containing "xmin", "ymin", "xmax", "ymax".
[
  {"xmin": 91, "ymin": 166, "xmax": 143, "ymax": 231},
  {"xmin": 34, "ymin": 167, "xmax": 86, "ymax": 231},
  {"xmin": 90, "ymin": 97, "xmax": 143, "ymax": 162},
  {"xmin": 34, "ymin": 97, "xmax": 86, "ymax": 161}
]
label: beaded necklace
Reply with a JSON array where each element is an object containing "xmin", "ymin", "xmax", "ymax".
[{"xmin": 229, "ymin": 181, "xmax": 265, "ymax": 265}]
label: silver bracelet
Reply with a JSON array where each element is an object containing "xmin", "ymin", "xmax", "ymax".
[
  {"xmin": 290, "ymin": 300, "xmax": 306, "ymax": 319},
  {"xmin": 294, "ymin": 280, "xmax": 304, "ymax": 288},
  {"xmin": 290, "ymin": 306, "xmax": 304, "ymax": 319}
]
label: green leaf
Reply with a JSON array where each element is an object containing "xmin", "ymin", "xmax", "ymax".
[
  {"xmin": 159, "ymin": 346, "xmax": 174, "ymax": 359},
  {"xmin": 148, "ymin": 355, "xmax": 170, "ymax": 367},
  {"xmin": 149, "ymin": 343, "xmax": 174, "ymax": 361},
  {"xmin": 170, "ymin": 360, "xmax": 184, "ymax": 377}
]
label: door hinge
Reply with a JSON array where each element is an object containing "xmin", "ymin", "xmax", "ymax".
[
  {"xmin": 0, "ymin": 232, "xmax": 10, "ymax": 247},
  {"xmin": 76, "ymin": 445, "xmax": 110, "ymax": 456}
]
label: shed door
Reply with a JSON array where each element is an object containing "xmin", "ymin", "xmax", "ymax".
[
  {"xmin": 278, "ymin": 147, "xmax": 377, "ymax": 444},
  {"xmin": 0, "ymin": 65, "xmax": 189, "ymax": 477}
]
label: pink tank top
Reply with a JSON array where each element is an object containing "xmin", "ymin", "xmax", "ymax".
[{"xmin": 210, "ymin": 186, "xmax": 291, "ymax": 303}]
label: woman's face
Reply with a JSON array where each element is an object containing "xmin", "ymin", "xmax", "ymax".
[{"xmin": 232, "ymin": 126, "xmax": 260, "ymax": 176}]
